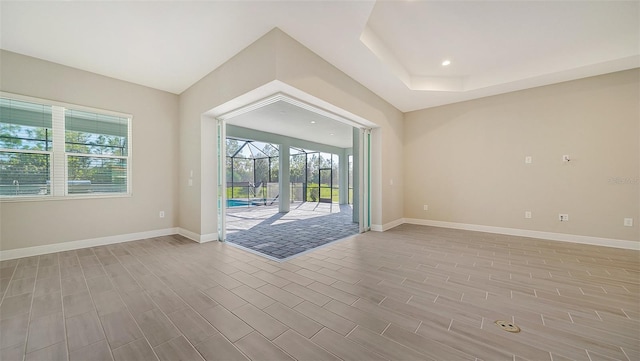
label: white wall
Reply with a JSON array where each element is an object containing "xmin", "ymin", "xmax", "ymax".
[
  {"xmin": 2, "ymin": 39, "xmax": 635, "ymax": 255},
  {"xmin": 0, "ymin": 50, "xmax": 179, "ymax": 251},
  {"xmin": 178, "ymin": 28, "xmax": 404, "ymax": 239},
  {"xmin": 404, "ymin": 69, "xmax": 640, "ymax": 243},
  {"xmin": 177, "ymin": 30, "xmax": 278, "ymax": 240},
  {"xmin": 273, "ymin": 31, "xmax": 405, "ymax": 228}
]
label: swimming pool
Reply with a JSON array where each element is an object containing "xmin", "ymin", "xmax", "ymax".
[{"xmin": 227, "ymin": 199, "xmax": 251, "ymax": 207}]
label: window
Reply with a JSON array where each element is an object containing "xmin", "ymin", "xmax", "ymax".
[
  {"xmin": 0, "ymin": 98, "xmax": 52, "ymax": 197},
  {"xmin": 0, "ymin": 94, "xmax": 131, "ymax": 199},
  {"xmin": 65, "ymin": 109, "xmax": 129, "ymax": 195}
]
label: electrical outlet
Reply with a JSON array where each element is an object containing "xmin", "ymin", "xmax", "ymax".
[
  {"xmin": 525, "ymin": 156, "xmax": 532, "ymax": 164},
  {"xmin": 159, "ymin": 211, "xmax": 165, "ymax": 218},
  {"xmin": 624, "ymin": 218, "xmax": 633, "ymax": 227},
  {"xmin": 525, "ymin": 211, "xmax": 532, "ymax": 219},
  {"xmin": 559, "ymin": 214, "xmax": 569, "ymax": 222},
  {"xmin": 423, "ymin": 205, "xmax": 428, "ymax": 211}
]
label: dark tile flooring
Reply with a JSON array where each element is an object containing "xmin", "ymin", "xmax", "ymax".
[{"xmin": 226, "ymin": 202, "xmax": 359, "ymax": 260}]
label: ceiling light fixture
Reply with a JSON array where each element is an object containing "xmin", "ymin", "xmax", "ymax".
[
  {"xmin": 310, "ymin": 121, "xmax": 316, "ymax": 124},
  {"xmin": 442, "ymin": 60, "xmax": 451, "ymax": 66},
  {"xmin": 330, "ymin": 133, "xmax": 335, "ymax": 136}
]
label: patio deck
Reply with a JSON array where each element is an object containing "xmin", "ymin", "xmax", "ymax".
[{"xmin": 225, "ymin": 202, "xmax": 359, "ymax": 260}]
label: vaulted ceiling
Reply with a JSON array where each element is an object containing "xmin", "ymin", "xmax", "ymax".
[{"xmin": 1, "ymin": 1, "xmax": 638, "ymax": 112}]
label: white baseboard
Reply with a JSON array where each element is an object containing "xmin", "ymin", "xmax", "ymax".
[
  {"xmin": 0, "ymin": 228, "xmax": 179, "ymax": 261},
  {"xmin": 200, "ymin": 233, "xmax": 218, "ymax": 243},
  {"xmin": 371, "ymin": 218, "xmax": 405, "ymax": 232},
  {"xmin": 176, "ymin": 228, "xmax": 200, "ymax": 242},
  {"xmin": 403, "ymin": 218, "xmax": 640, "ymax": 251},
  {"xmin": 4, "ymin": 220, "xmax": 634, "ymax": 261},
  {"xmin": 177, "ymin": 228, "xmax": 219, "ymax": 243}
]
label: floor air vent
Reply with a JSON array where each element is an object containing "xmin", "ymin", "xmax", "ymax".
[{"xmin": 495, "ymin": 320, "xmax": 521, "ymax": 333}]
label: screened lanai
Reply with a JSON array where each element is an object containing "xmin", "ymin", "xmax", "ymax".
[
  {"xmin": 224, "ymin": 136, "xmax": 359, "ymax": 260},
  {"xmin": 226, "ymin": 138, "xmax": 352, "ymax": 208},
  {"xmin": 226, "ymin": 138, "xmax": 280, "ymax": 207}
]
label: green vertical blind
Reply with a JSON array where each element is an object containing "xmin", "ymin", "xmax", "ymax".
[
  {"xmin": 0, "ymin": 98, "xmax": 53, "ymax": 151},
  {"xmin": 0, "ymin": 98, "xmax": 52, "ymax": 196},
  {"xmin": 0, "ymin": 98, "xmax": 52, "ymax": 129},
  {"xmin": 65, "ymin": 109, "xmax": 128, "ymax": 137}
]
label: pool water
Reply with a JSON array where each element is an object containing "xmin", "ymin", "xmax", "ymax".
[{"xmin": 227, "ymin": 199, "xmax": 250, "ymax": 207}]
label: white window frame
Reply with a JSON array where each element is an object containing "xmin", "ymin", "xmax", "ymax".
[{"xmin": 0, "ymin": 92, "xmax": 132, "ymax": 202}]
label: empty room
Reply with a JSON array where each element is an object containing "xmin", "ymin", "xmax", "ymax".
[{"xmin": 0, "ymin": 1, "xmax": 638, "ymax": 361}]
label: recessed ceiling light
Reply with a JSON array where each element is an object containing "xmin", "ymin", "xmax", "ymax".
[
  {"xmin": 330, "ymin": 133, "xmax": 335, "ymax": 136},
  {"xmin": 310, "ymin": 121, "xmax": 316, "ymax": 124},
  {"xmin": 442, "ymin": 60, "xmax": 451, "ymax": 66}
]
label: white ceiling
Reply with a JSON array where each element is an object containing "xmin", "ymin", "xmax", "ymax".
[
  {"xmin": 364, "ymin": 1, "xmax": 639, "ymax": 93},
  {"xmin": 1, "ymin": 1, "xmax": 638, "ymax": 112},
  {"xmin": 227, "ymin": 100, "xmax": 354, "ymax": 149}
]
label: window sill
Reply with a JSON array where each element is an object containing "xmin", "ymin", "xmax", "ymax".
[{"xmin": 0, "ymin": 193, "xmax": 132, "ymax": 203}]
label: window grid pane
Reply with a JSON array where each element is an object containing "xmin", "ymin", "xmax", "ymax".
[
  {"xmin": 67, "ymin": 155, "xmax": 127, "ymax": 194},
  {"xmin": 0, "ymin": 124, "xmax": 52, "ymax": 151},
  {"xmin": 65, "ymin": 109, "xmax": 128, "ymax": 156},
  {"xmin": 0, "ymin": 151, "xmax": 51, "ymax": 196}
]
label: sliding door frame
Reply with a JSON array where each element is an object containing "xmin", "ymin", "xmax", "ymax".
[
  {"xmin": 216, "ymin": 93, "xmax": 373, "ymax": 241},
  {"xmin": 359, "ymin": 128, "xmax": 371, "ymax": 233},
  {"xmin": 217, "ymin": 118, "xmax": 227, "ymax": 241}
]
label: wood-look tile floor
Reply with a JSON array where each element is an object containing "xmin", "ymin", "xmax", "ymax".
[{"xmin": 1, "ymin": 224, "xmax": 638, "ymax": 361}]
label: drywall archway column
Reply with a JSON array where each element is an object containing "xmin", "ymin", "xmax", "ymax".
[
  {"xmin": 200, "ymin": 115, "xmax": 219, "ymax": 242},
  {"xmin": 178, "ymin": 29, "xmax": 404, "ymax": 242}
]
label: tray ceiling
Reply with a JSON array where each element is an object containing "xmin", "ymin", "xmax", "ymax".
[{"xmin": 1, "ymin": 1, "xmax": 637, "ymax": 112}]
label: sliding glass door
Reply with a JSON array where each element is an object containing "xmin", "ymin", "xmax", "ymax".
[
  {"xmin": 358, "ymin": 128, "xmax": 371, "ymax": 233},
  {"xmin": 216, "ymin": 118, "xmax": 227, "ymax": 241},
  {"xmin": 216, "ymin": 120, "xmax": 372, "ymax": 239}
]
